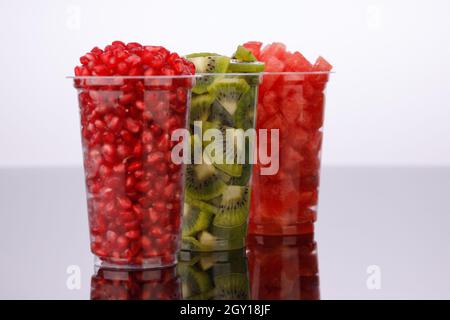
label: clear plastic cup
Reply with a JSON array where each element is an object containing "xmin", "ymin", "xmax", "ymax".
[
  {"xmin": 181, "ymin": 74, "xmax": 260, "ymax": 252},
  {"xmin": 177, "ymin": 249, "xmax": 249, "ymax": 299},
  {"xmin": 72, "ymin": 76, "xmax": 193, "ymax": 269},
  {"xmin": 91, "ymin": 266, "xmax": 181, "ymax": 300},
  {"xmin": 247, "ymin": 234, "xmax": 320, "ymax": 300},
  {"xmin": 249, "ymin": 72, "xmax": 331, "ymax": 236}
]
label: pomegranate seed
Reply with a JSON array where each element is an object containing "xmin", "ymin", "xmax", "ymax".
[
  {"xmin": 125, "ymin": 118, "xmax": 140, "ymax": 133},
  {"xmin": 125, "ymin": 230, "xmax": 140, "ymax": 240},
  {"xmin": 117, "ymin": 196, "xmax": 132, "ymax": 210}
]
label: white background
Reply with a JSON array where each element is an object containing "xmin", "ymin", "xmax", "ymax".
[{"xmin": 0, "ymin": 0, "xmax": 449, "ymax": 167}]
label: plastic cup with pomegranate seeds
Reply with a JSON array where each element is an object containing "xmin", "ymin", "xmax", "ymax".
[
  {"xmin": 73, "ymin": 42, "xmax": 195, "ymax": 269},
  {"xmin": 91, "ymin": 266, "xmax": 181, "ymax": 300},
  {"xmin": 247, "ymin": 234, "xmax": 320, "ymax": 300},
  {"xmin": 177, "ymin": 249, "xmax": 249, "ymax": 300},
  {"xmin": 74, "ymin": 75, "xmax": 193, "ymax": 269}
]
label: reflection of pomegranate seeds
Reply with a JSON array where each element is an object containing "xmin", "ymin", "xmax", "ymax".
[{"xmin": 75, "ymin": 41, "xmax": 193, "ymax": 267}]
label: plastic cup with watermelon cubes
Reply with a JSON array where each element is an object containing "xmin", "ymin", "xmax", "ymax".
[{"xmin": 243, "ymin": 42, "xmax": 333, "ymax": 236}]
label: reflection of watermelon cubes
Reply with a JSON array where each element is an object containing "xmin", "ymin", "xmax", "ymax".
[{"xmin": 247, "ymin": 42, "xmax": 332, "ymax": 236}]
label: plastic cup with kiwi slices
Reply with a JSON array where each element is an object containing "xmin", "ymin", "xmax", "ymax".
[
  {"xmin": 181, "ymin": 46, "xmax": 264, "ymax": 252},
  {"xmin": 177, "ymin": 249, "xmax": 250, "ymax": 300}
]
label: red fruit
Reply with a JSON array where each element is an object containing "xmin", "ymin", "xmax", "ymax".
[{"xmin": 243, "ymin": 41, "xmax": 263, "ymax": 58}]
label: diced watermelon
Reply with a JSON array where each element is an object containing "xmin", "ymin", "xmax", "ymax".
[
  {"xmin": 281, "ymin": 92, "xmax": 305, "ymax": 124},
  {"xmin": 313, "ymin": 56, "xmax": 332, "ymax": 71},
  {"xmin": 260, "ymin": 42, "xmax": 287, "ymax": 61},
  {"xmin": 286, "ymin": 51, "xmax": 312, "ymax": 72},
  {"xmin": 243, "ymin": 41, "xmax": 263, "ymax": 59},
  {"xmin": 264, "ymin": 56, "xmax": 285, "ymax": 72}
]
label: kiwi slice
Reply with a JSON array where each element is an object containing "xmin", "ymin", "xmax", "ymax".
[
  {"xmin": 187, "ymin": 55, "xmax": 230, "ymax": 94},
  {"xmin": 228, "ymin": 163, "xmax": 252, "ymax": 186},
  {"xmin": 189, "ymin": 94, "xmax": 214, "ymax": 123},
  {"xmin": 209, "ymin": 101, "xmax": 234, "ymax": 127},
  {"xmin": 185, "ymin": 163, "xmax": 226, "ymax": 200},
  {"xmin": 214, "ymin": 273, "xmax": 249, "ymax": 300},
  {"xmin": 185, "ymin": 52, "xmax": 220, "ymax": 58},
  {"xmin": 234, "ymin": 87, "xmax": 256, "ymax": 130},
  {"xmin": 213, "ymin": 185, "xmax": 250, "ymax": 227},
  {"xmin": 228, "ymin": 59, "xmax": 265, "ymax": 73},
  {"xmin": 232, "ymin": 45, "xmax": 257, "ymax": 62},
  {"xmin": 185, "ymin": 194, "xmax": 219, "ymax": 215},
  {"xmin": 182, "ymin": 204, "xmax": 213, "ymax": 237},
  {"xmin": 207, "ymin": 78, "xmax": 250, "ymax": 116}
]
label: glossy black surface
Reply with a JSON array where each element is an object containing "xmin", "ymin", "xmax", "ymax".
[{"xmin": 0, "ymin": 167, "xmax": 449, "ymax": 299}]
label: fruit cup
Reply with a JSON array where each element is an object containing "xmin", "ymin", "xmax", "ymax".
[
  {"xmin": 91, "ymin": 266, "xmax": 181, "ymax": 300},
  {"xmin": 181, "ymin": 74, "xmax": 261, "ymax": 251},
  {"xmin": 247, "ymin": 234, "xmax": 320, "ymax": 300},
  {"xmin": 177, "ymin": 249, "xmax": 250, "ymax": 300},
  {"xmin": 73, "ymin": 75, "xmax": 193, "ymax": 269}
]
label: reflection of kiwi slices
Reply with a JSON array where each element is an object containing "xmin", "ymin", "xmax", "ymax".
[
  {"xmin": 187, "ymin": 55, "xmax": 230, "ymax": 94},
  {"xmin": 189, "ymin": 94, "xmax": 214, "ymax": 123},
  {"xmin": 228, "ymin": 59, "xmax": 265, "ymax": 73},
  {"xmin": 232, "ymin": 45, "xmax": 257, "ymax": 62},
  {"xmin": 234, "ymin": 88, "xmax": 256, "ymax": 130},
  {"xmin": 213, "ymin": 186, "xmax": 250, "ymax": 227},
  {"xmin": 209, "ymin": 101, "xmax": 234, "ymax": 127},
  {"xmin": 178, "ymin": 264, "xmax": 213, "ymax": 298},
  {"xmin": 214, "ymin": 273, "xmax": 249, "ymax": 300},
  {"xmin": 207, "ymin": 78, "xmax": 249, "ymax": 116},
  {"xmin": 185, "ymin": 164, "xmax": 225, "ymax": 200},
  {"xmin": 182, "ymin": 204, "xmax": 213, "ymax": 237}
]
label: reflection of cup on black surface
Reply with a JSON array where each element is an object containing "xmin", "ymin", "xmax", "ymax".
[
  {"xmin": 91, "ymin": 266, "xmax": 181, "ymax": 300},
  {"xmin": 177, "ymin": 249, "xmax": 249, "ymax": 300},
  {"xmin": 247, "ymin": 234, "xmax": 320, "ymax": 300}
]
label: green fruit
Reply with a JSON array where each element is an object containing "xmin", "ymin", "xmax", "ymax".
[
  {"xmin": 189, "ymin": 94, "xmax": 214, "ymax": 123},
  {"xmin": 182, "ymin": 204, "xmax": 214, "ymax": 237},
  {"xmin": 214, "ymin": 273, "xmax": 249, "ymax": 300},
  {"xmin": 207, "ymin": 78, "xmax": 250, "ymax": 116},
  {"xmin": 228, "ymin": 163, "xmax": 252, "ymax": 186},
  {"xmin": 185, "ymin": 194, "xmax": 219, "ymax": 215},
  {"xmin": 232, "ymin": 45, "xmax": 257, "ymax": 62},
  {"xmin": 178, "ymin": 264, "xmax": 212, "ymax": 298},
  {"xmin": 210, "ymin": 223, "xmax": 247, "ymax": 250},
  {"xmin": 185, "ymin": 52, "xmax": 220, "ymax": 58},
  {"xmin": 187, "ymin": 55, "xmax": 230, "ymax": 94},
  {"xmin": 234, "ymin": 87, "xmax": 256, "ymax": 130},
  {"xmin": 213, "ymin": 185, "xmax": 250, "ymax": 227},
  {"xmin": 185, "ymin": 163, "xmax": 226, "ymax": 200},
  {"xmin": 228, "ymin": 59, "xmax": 265, "ymax": 73},
  {"xmin": 209, "ymin": 101, "xmax": 234, "ymax": 127}
]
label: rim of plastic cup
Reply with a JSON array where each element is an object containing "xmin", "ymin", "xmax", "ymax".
[{"xmin": 67, "ymin": 71, "xmax": 333, "ymax": 79}]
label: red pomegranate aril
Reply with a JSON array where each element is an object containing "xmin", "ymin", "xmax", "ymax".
[
  {"xmin": 117, "ymin": 196, "xmax": 132, "ymax": 210},
  {"xmin": 135, "ymin": 180, "xmax": 151, "ymax": 193}
]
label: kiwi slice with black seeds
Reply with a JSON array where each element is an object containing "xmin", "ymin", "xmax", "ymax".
[
  {"xmin": 187, "ymin": 55, "xmax": 230, "ymax": 94},
  {"xmin": 182, "ymin": 203, "xmax": 214, "ymax": 237},
  {"xmin": 207, "ymin": 78, "xmax": 250, "ymax": 116},
  {"xmin": 185, "ymin": 163, "xmax": 226, "ymax": 200},
  {"xmin": 213, "ymin": 185, "xmax": 250, "ymax": 227},
  {"xmin": 209, "ymin": 101, "xmax": 235, "ymax": 127},
  {"xmin": 185, "ymin": 194, "xmax": 219, "ymax": 215}
]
